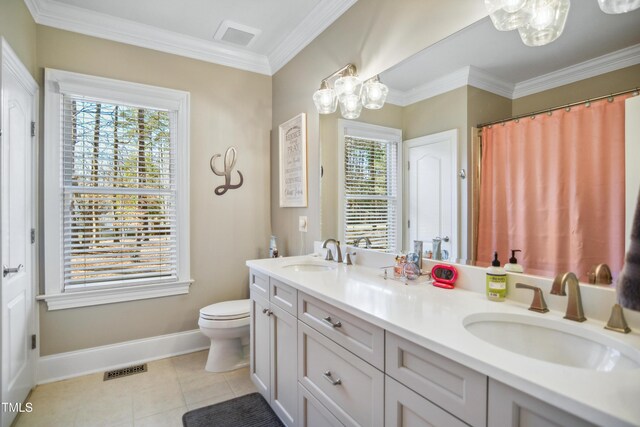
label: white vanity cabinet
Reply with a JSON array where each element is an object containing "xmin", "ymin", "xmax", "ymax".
[
  {"xmin": 488, "ymin": 380, "xmax": 597, "ymax": 427},
  {"xmin": 249, "ymin": 270, "xmax": 298, "ymax": 427}
]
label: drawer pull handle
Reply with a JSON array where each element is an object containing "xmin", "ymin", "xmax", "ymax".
[
  {"xmin": 323, "ymin": 371, "xmax": 342, "ymax": 386},
  {"xmin": 322, "ymin": 316, "xmax": 342, "ymax": 328},
  {"xmin": 262, "ymin": 308, "xmax": 272, "ymax": 316}
]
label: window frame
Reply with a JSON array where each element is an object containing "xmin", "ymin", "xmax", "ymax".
[
  {"xmin": 338, "ymin": 120, "xmax": 403, "ymax": 252},
  {"xmin": 41, "ymin": 68, "xmax": 191, "ymax": 310}
]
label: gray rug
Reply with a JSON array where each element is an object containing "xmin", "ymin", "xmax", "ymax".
[{"xmin": 182, "ymin": 392, "xmax": 285, "ymax": 427}]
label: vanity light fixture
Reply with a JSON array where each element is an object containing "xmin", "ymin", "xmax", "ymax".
[
  {"xmin": 598, "ymin": 0, "xmax": 640, "ymax": 13},
  {"xmin": 312, "ymin": 63, "xmax": 388, "ymax": 120},
  {"xmin": 484, "ymin": 0, "xmax": 570, "ymax": 46}
]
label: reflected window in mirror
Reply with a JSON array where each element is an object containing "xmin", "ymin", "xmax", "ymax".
[{"xmin": 338, "ymin": 121, "xmax": 402, "ymax": 252}]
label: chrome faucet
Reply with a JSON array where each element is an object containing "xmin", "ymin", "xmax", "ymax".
[
  {"xmin": 352, "ymin": 236, "xmax": 372, "ymax": 248},
  {"xmin": 551, "ymin": 272, "xmax": 586, "ymax": 322},
  {"xmin": 322, "ymin": 239, "xmax": 343, "ymax": 263}
]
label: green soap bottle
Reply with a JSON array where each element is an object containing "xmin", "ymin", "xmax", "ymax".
[{"xmin": 486, "ymin": 252, "xmax": 507, "ymax": 301}]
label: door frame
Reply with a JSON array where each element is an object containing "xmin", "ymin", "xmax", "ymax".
[
  {"xmin": 0, "ymin": 37, "xmax": 39, "ymax": 417},
  {"xmin": 403, "ymin": 129, "xmax": 458, "ymax": 259}
]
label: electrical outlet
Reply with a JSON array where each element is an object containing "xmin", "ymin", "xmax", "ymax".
[{"xmin": 299, "ymin": 216, "xmax": 308, "ymax": 232}]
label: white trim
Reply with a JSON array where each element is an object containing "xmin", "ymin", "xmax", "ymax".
[
  {"xmin": 337, "ymin": 120, "xmax": 403, "ymax": 252},
  {"xmin": 25, "ymin": 0, "xmax": 271, "ymax": 75},
  {"xmin": 513, "ymin": 44, "xmax": 640, "ymax": 99},
  {"xmin": 268, "ymin": 0, "xmax": 358, "ymax": 74},
  {"xmin": 37, "ymin": 329, "xmax": 209, "ymax": 384},
  {"xmin": 37, "ymin": 280, "xmax": 193, "ymax": 310},
  {"xmin": 386, "ymin": 44, "xmax": 640, "ymax": 106},
  {"xmin": 43, "ymin": 68, "xmax": 191, "ymax": 309},
  {"xmin": 24, "ymin": 0, "xmax": 357, "ymax": 76}
]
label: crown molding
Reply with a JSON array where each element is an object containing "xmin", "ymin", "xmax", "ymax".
[
  {"xmin": 467, "ymin": 66, "xmax": 514, "ymax": 99},
  {"xmin": 268, "ymin": 0, "xmax": 358, "ymax": 74},
  {"xmin": 25, "ymin": 0, "xmax": 271, "ymax": 74},
  {"xmin": 513, "ymin": 43, "xmax": 640, "ymax": 99},
  {"xmin": 387, "ymin": 66, "xmax": 514, "ymax": 107}
]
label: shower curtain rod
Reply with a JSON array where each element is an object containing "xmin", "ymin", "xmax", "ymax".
[{"xmin": 476, "ymin": 87, "xmax": 639, "ymax": 129}]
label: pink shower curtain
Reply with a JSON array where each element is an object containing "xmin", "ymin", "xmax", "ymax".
[{"xmin": 477, "ymin": 95, "xmax": 629, "ymax": 281}]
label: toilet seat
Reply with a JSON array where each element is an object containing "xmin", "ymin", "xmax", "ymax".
[{"xmin": 200, "ymin": 299, "xmax": 250, "ymax": 321}]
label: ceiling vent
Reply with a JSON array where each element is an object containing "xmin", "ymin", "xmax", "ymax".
[{"xmin": 214, "ymin": 20, "xmax": 261, "ymax": 48}]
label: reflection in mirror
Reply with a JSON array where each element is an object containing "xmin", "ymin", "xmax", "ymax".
[{"xmin": 320, "ymin": 1, "xmax": 640, "ymax": 282}]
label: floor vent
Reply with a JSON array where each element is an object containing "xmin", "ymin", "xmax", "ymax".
[{"xmin": 103, "ymin": 363, "xmax": 147, "ymax": 381}]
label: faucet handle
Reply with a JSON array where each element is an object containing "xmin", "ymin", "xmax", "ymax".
[
  {"xmin": 605, "ymin": 304, "xmax": 631, "ymax": 334},
  {"xmin": 516, "ymin": 283, "xmax": 549, "ymax": 313}
]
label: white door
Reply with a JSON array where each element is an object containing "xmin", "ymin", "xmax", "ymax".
[
  {"xmin": 405, "ymin": 130, "xmax": 457, "ymax": 260},
  {"xmin": 1, "ymin": 39, "xmax": 38, "ymax": 427}
]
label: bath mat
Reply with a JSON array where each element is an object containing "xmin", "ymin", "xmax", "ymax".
[{"xmin": 182, "ymin": 392, "xmax": 284, "ymax": 427}]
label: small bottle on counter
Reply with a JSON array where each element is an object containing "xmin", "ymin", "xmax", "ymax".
[
  {"xmin": 486, "ymin": 252, "xmax": 507, "ymax": 301},
  {"xmin": 269, "ymin": 235, "xmax": 279, "ymax": 258},
  {"xmin": 504, "ymin": 249, "xmax": 523, "ymax": 273}
]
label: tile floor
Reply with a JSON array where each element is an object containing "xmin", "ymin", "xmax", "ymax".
[{"xmin": 14, "ymin": 350, "xmax": 257, "ymax": 427}]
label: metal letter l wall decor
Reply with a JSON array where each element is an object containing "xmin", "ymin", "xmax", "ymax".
[{"xmin": 210, "ymin": 146, "xmax": 244, "ymax": 196}]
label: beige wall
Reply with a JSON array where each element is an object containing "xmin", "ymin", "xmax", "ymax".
[
  {"xmin": 0, "ymin": 0, "xmax": 37, "ymax": 77},
  {"xmin": 36, "ymin": 26, "xmax": 272, "ymax": 355},
  {"xmin": 512, "ymin": 64, "xmax": 640, "ymax": 115},
  {"xmin": 320, "ymin": 105, "xmax": 403, "ymax": 239},
  {"xmin": 271, "ymin": 0, "xmax": 487, "ymax": 255}
]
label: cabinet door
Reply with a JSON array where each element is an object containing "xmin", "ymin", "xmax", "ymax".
[
  {"xmin": 299, "ymin": 383, "xmax": 344, "ymax": 427},
  {"xmin": 250, "ymin": 293, "xmax": 270, "ymax": 400},
  {"xmin": 488, "ymin": 379, "xmax": 597, "ymax": 427},
  {"xmin": 385, "ymin": 376, "xmax": 467, "ymax": 427},
  {"xmin": 270, "ymin": 304, "xmax": 298, "ymax": 427}
]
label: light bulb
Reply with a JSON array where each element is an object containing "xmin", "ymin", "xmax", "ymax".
[
  {"xmin": 598, "ymin": 0, "xmax": 640, "ymax": 13},
  {"xmin": 339, "ymin": 94, "xmax": 363, "ymax": 119},
  {"xmin": 531, "ymin": 1, "xmax": 555, "ymax": 29},
  {"xmin": 361, "ymin": 77, "xmax": 389, "ymax": 110},
  {"xmin": 335, "ymin": 75, "xmax": 363, "ymax": 100},
  {"xmin": 313, "ymin": 84, "xmax": 337, "ymax": 114},
  {"xmin": 502, "ymin": 0, "xmax": 527, "ymax": 13}
]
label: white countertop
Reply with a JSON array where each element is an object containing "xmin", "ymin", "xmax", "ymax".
[{"xmin": 246, "ymin": 255, "xmax": 640, "ymax": 427}]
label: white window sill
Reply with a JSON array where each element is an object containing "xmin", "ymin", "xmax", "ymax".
[{"xmin": 36, "ymin": 280, "xmax": 194, "ymax": 310}]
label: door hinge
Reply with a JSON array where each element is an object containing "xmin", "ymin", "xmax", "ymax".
[
  {"xmin": 31, "ymin": 334, "xmax": 37, "ymax": 350},
  {"xmin": 31, "ymin": 228, "xmax": 35, "ymax": 244},
  {"xmin": 408, "ymin": 220, "xmax": 410, "ymax": 228},
  {"xmin": 31, "ymin": 121, "xmax": 36, "ymax": 137}
]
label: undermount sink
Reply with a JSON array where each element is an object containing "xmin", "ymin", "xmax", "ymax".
[
  {"xmin": 464, "ymin": 312, "xmax": 640, "ymax": 372},
  {"xmin": 281, "ymin": 262, "xmax": 336, "ymax": 272}
]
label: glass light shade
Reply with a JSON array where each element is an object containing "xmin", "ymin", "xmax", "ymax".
[
  {"xmin": 313, "ymin": 87, "xmax": 338, "ymax": 114},
  {"xmin": 518, "ymin": 0, "xmax": 570, "ymax": 46},
  {"xmin": 334, "ymin": 75, "xmax": 363, "ymax": 101},
  {"xmin": 361, "ymin": 78, "xmax": 389, "ymax": 109},
  {"xmin": 339, "ymin": 94, "xmax": 363, "ymax": 119},
  {"xmin": 485, "ymin": 0, "xmax": 532, "ymax": 31},
  {"xmin": 597, "ymin": 0, "xmax": 640, "ymax": 13}
]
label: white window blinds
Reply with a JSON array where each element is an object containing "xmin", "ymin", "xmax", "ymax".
[
  {"xmin": 343, "ymin": 136, "xmax": 399, "ymax": 251},
  {"xmin": 61, "ymin": 95, "xmax": 177, "ymax": 290}
]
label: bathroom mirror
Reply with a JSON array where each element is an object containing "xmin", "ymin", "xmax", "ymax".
[{"xmin": 320, "ymin": 1, "xmax": 640, "ymax": 281}]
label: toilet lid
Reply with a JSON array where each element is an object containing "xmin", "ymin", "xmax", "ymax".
[{"xmin": 200, "ymin": 299, "xmax": 250, "ymax": 320}]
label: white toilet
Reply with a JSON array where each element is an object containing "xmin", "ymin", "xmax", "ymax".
[{"xmin": 198, "ymin": 299, "xmax": 250, "ymax": 372}]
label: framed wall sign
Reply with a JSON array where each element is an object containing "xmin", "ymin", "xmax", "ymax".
[{"xmin": 279, "ymin": 113, "xmax": 308, "ymax": 207}]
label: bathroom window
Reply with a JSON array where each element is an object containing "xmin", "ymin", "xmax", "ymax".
[
  {"xmin": 42, "ymin": 69, "xmax": 191, "ymax": 309},
  {"xmin": 338, "ymin": 121, "xmax": 402, "ymax": 252}
]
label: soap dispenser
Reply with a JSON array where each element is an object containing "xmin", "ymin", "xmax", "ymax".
[
  {"xmin": 486, "ymin": 252, "xmax": 507, "ymax": 301},
  {"xmin": 504, "ymin": 249, "xmax": 523, "ymax": 273}
]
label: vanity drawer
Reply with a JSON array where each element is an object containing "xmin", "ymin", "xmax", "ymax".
[
  {"xmin": 386, "ymin": 332, "xmax": 487, "ymax": 427},
  {"xmin": 298, "ymin": 292, "xmax": 384, "ymax": 370},
  {"xmin": 270, "ymin": 277, "xmax": 297, "ymax": 316},
  {"xmin": 298, "ymin": 322, "xmax": 383, "ymax": 427},
  {"xmin": 386, "ymin": 376, "xmax": 468, "ymax": 427},
  {"xmin": 250, "ymin": 269, "xmax": 269, "ymax": 299},
  {"xmin": 298, "ymin": 383, "xmax": 344, "ymax": 427}
]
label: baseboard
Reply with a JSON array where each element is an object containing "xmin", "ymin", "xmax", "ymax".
[{"xmin": 37, "ymin": 329, "xmax": 209, "ymax": 384}]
